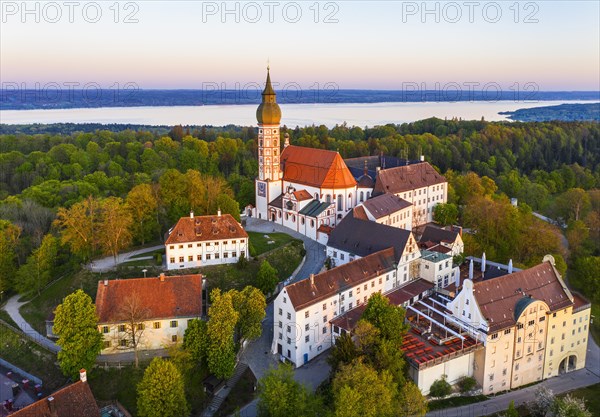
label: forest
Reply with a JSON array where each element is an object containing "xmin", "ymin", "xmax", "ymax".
[{"xmin": 0, "ymin": 117, "xmax": 599, "ymax": 304}]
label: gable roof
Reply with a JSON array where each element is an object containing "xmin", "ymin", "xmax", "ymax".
[
  {"xmin": 165, "ymin": 213, "xmax": 247, "ymax": 245},
  {"xmin": 472, "ymin": 262, "xmax": 573, "ymax": 332},
  {"xmin": 12, "ymin": 381, "xmax": 99, "ymax": 417},
  {"xmin": 291, "ymin": 190, "xmax": 312, "ymax": 201},
  {"xmin": 374, "ymin": 162, "xmax": 445, "ymax": 195},
  {"xmin": 95, "ymin": 274, "xmax": 202, "ymax": 323},
  {"xmin": 362, "ymin": 193, "xmax": 412, "ymax": 219},
  {"xmin": 280, "ymin": 145, "xmax": 356, "ymax": 189},
  {"xmin": 419, "ymin": 225, "xmax": 460, "ymax": 245},
  {"xmin": 327, "ymin": 209, "xmax": 412, "ymax": 262},
  {"xmin": 285, "ymin": 248, "xmax": 397, "ymax": 310}
]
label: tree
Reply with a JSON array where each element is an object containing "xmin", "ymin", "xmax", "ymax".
[
  {"xmin": 0, "ymin": 220, "xmax": 21, "ymax": 292},
  {"xmin": 429, "ymin": 375, "xmax": 452, "ymax": 398},
  {"xmin": 115, "ymin": 292, "xmax": 150, "ymax": 368},
  {"xmin": 527, "ymin": 386, "xmax": 554, "ymax": 417},
  {"xmin": 257, "ymin": 363, "xmax": 319, "ymax": 417},
  {"xmin": 506, "ymin": 400, "xmax": 519, "ymax": 417},
  {"xmin": 231, "ymin": 286, "xmax": 266, "ymax": 344},
  {"xmin": 572, "ymin": 257, "xmax": 600, "ymax": 303},
  {"xmin": 362, "ymin": 292, "xmax": 407, "ymax": 347},
  {"xmin": 183, "ymin": 318, "xmax": 208, "ymax": 363},
  {"xmin": 457, "ymin": 376, "xmax": 477, "ymax": 393},
  {"xmin": 54, "ymin": 196, "xmax": 101, "ymax": 261},
  {"xmin": 332, "ymin": 360, "xmax": 396, "ymax": 417},
  {"xmin": 216, "ymin": 194, "xmax": 241, "ymax": 221},
  {"xmin": 206, "ymin": 289, "xmax": 239, "ymax": 379},
  {"xmin": 328, "ymin": 332, "xmax": 358, "ymax": 373},
  {"xmin": 433, "ymin": 203, "xmax": 459, "ymax": 226},
  {"xmin": 99, "ymin": 197, "xmax": 133, "ymax": 264},
  {"xmin": 53, "ymin": 289, "xmax": 103, "ymax": 379},
  {"xmin": 137, "ymin": 358, "xmax": 189, "ymax": 417},
  {"xmin": 555, "ymin": 188, "xmax": 591, "ymax": 223},
  {"xmin": 16, "ymin": 233, "xmax": 58, "ymax": 295},
  {"xmin": 126, "ymin": 183, "xmax": 159, "ymax": 245},
  {"xmin": 397, "ymin": 382, "xmax": 427, "ymax": 417},
  {"xmin": 551, "ymin": 395, "xmax": 592, "ymax": 417},
  {"xmin": 256, "ymin": 260, "xmax": 278, "ymax": 295}
]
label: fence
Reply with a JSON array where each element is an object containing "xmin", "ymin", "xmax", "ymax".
[
  {"xmin": 0, "ymin": 357, "xmax": 43, "ymax": 386},
  {"xmin": 0, "ymin": 318, "xmax": 55, "ymax": 353}
]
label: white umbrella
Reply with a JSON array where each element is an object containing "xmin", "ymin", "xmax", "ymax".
[
  {"xmin": 482, "ymin": 252, "xmax": 487, "ymax": 273},
  {"xmin": 469, "ymin": 259, "xmax": 474, "ymax": 279},
  {"xmin": 508, "ymin": 259, "xmax": 513, "ymax": 274},
  {"xmin": 454, "ymin": 267, "xmax": 461, "ymax": 287}
]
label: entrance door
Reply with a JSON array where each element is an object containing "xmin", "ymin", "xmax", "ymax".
[
  {"xmin": 304, "ymin": 353, "xmax": 308, "ymax": 364},
  {"xmin": 277, "ymin": 343, "xmax": 282, "ymax": 355}
]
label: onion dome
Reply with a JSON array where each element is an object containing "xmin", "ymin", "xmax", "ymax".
[{"xmin": 256, "ymin": 67, "xmax": 282, "ymax": 125}]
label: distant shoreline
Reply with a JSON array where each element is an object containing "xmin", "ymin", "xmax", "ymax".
[
  {"xmin": 500, "ymin": 102, "xmax": 600, "ymax": 122},
  {"xmin": 1, "ymin": 89, "xmax": 598, "ymax": 111}
]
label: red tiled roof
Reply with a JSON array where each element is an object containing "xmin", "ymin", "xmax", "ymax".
[
  {"xmin": 352, "ymin": 205, "xmax": 369, "ymax": 220},
  {"xmin": 374, "ymin": 162, "xmax": 446, "ymax": 195},
  {"xmin": 317, "ymin": 224, "xmax": 333, "ymax": 234},
  {"xmin": 292, "ymin": 190, "xmax": 312, "ymax": 201},
  {"xmin": 11, "ymin": 381, "xmax": 99, "ymax": 417},
  {"xmin": 285, "ymin": 248, "xmax": 396, "ymax": 310},
  {"xmin": 165, "ymin": 214, "xmax": 247, "ymax": 245},
  {"xmin": 473, "ymin": 262, "xmax": 573, "ymax": 332},
  {"xmin": 95, "ymin": 274, "xmax": 202, "ymax": 323},
  {"xmin": 280, "ymin": 145, "xmax": 356, "ymax": 189},
  {"xmin": 362, "ymin": 193, "xmax": 412, "ymax": 219}
]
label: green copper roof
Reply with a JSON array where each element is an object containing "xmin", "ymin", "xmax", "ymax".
[{"xmin": 514, "ymin": 296, "xmax": 536, "ymax": 321}]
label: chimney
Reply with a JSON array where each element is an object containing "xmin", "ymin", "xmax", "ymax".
[
  {"xmin": 217, "ymin": 208, "xmax": 222, "ymax": 217},
  {"xmin": 47, "ymin": 397, "xmax": 55, "ymax": 413},
  {"xmin": 79, "ymin": 369, "xmax": 87, "ymax": 383},
  {"xmin": 309, "ymin": 274, "xmax": 315, "ymax": 287},
  {"xmin": 190, "ymin": 211, "xmax": 194, "ymax": 219},
  {"xmin": 160, "ymin": 273, "xmax": 165, "ymax": 282},
  {"xmin": 103, "ymin": 279, "xmax": 108, "ymax": 286}
]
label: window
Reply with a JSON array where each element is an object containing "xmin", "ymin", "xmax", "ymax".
[
  {"xmin": 349, "ymin": 290, "xmax": 353, "ymax": 298},
  {"xmin": 118, "ymin": 324, "xmax": 126, "ymax": 332},
  {"xmin": 170, "ymin": 320, "xmax": 178, "ymax": 328},
  {"xmin": 305, "ymin": 324, "xmax": 309, "ymax": 331},
  {"xmin": 120, "ymin": 339, "xmax": 127, "ymax": 347},
  {"xmin": 224, "ymin": 253, "xmax": 228, "ymax": 258},
  {"xmin": 215, "ymin": 253, "xmax": 220, "ymax": 259},
  {"xmin": 539, "ymin": 316, "xmax": 545, "ymax": 322},
  {"xmin": 305, "ymin": 335, "xmax": 310, "ymax": 343},
  {"xmin": 283, "ymin": 297, "xmax": 287, "ymax": 303},
  {"xmin": 154, "ymin": 322, "xmax": 161, "ymax": 329},
  {"xmin": 287, "ymin": 337, "xmax": 291, "ymax": 344},
  {"xmin": 323, "ymin": 316, "xmax": 327, "ymax": 323},
  {"xmin": 206, "ymin": 254, "xmax": 211, "ymax": 260},
  {"xmin": 528, "ymin": 320, "xmax": 535, "ymax": 326},
  {"xmin": 287, "ymin": 325, "xmax": 291, "ymax": 333},
  {"xmin": 323, "ymin": 303, "xmax": 327, "ymax": 310},
  {"xmin": 179, "ymin": 245, "xmax": 183, "ymax": 249},
  {"xmin": 103, "ymin": 341, "xmax": 111, "ymax": 348},
  {"xmin": 278, "ymin": 308, "xmax": 282, "ymax": 315},
  {"xmin": 278, "ymin": 333, "xmax": 282, "ymax": 340},
  {"xmin": 323, "ymin": 326, "xmax": 327, "ymax": 334},
  {"xmin": 504, "ymin": 329, "xmax": 511, "ymax": 335},
  {"xmin": 232, "ymin": 251, "xmax": 237, "ymax": 257},
  {"xmin": 102, "ymin": 326, "xmax": 109, "ymax": 334},
  {"xmin": 179, "ymin": 256, "xmax": 184, "ymax": 263},
  {"xmin": 278, "ymin": 321, "xmax": 282, "ymax": 328},
  {"xmin": 170, "ymin": 257, "xmax": 175, "ymax": 263},
  {"xmin": 491, "ymin": 333, "xmax": 498, "ymax": 340},
  {"xmin": 188, "ymin": 255, "xmax": 193, "ymax": 262},
  {"xmin": 172, "ymin": 335, "xmax": 178, "ymax": 342},
  {"xmin": 197, "ymin": 254, "xmax": 202, "ymax": 261},
  {"xmin": 169, "ymin": 245, "xmax": 174, "ymax": 250},
  {"xmin": 517, "ymin": 323, "xmax": 524, "ymax": 329},
  {"xmin": 188, "ymin": 244, "xmax": 192, "ymax": 248},
  {"xmin": 305, "ymin": 311, "xmax": 309, "ymax": 318},
  {"xmin": 287, "ymin": 312, "xmax": 291, "ymax": 320},
  {"xmin": 137, "ymin": 323, "xmax": 145, "ymax": 331}
]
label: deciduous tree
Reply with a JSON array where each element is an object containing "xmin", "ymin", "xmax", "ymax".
[
  {"xmin": 99, "ymin": 197, "xmax": 133, "ymax": 264},
  {"xmin": 0, "ymin": 220, "xmax": 21, "ymax": 292},
  {"xmin": 206, "ymin": 289, "xmax": 239, "ymax": 379},
  {"xmin": 16, "ymin": 233, "xmax": 58, "ymax": 295},
  {"xmin": 54, "ymin": 196, "xmax": 101, "ymax": 261},
  {"xmin": 126, "ymin": 183, "xmax": 159, "ymax": 245},
  {"xmin": 137, "ymin": 358, "xmax": 189, "ymax": 417},
  {"xmin": 183, "ymin": 318, "xmax": 208, "ymax": 364},
  {"xmin": 53, "ymin": 289, "xmax": 103, "ymax": 379},
  {"xmin": 256, "ymin": 260, "xmax": 278, "ymax": 295},
  {"xmin": 115, "ymin": 292, "xmax": 150, "ymax": 368},
  {"xmin": 231, "ymin": 286, "xmax": 266, "ymax": 344}
]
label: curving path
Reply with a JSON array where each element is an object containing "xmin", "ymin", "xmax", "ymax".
[
  {"xmin": 2, "ymin": 295, "xmax": 60, "ymax": 353},
  {"xmin": 87, "ymin": 244, "xmax": 164, "ymax": 272}
]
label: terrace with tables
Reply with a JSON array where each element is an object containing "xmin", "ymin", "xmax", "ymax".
[{"xmin": 403, "ymin": 292, "xmax": 484, "ymax": 370}]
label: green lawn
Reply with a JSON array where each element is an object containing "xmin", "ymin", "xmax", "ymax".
[
  {"xmin": 247, "ymin": 231, "xmax": 299, "ymax": 256},
  {"xmin": 559, "ymin": 383, "xmax": 600, "ymax": 412},
  {"xmin": 202, "ymin": 240, "xmax": 304, "ymax": 292},
  {"xmin": 0, "ymin": 322, "xmax": 67, "ymax": 392},
  {"xmin": 89, "ymin": 365, "xmax": 145, "ymax": 414},
  {"xmin": 128, "ymin": 248, "xmax": 165, "ymax": 259}
]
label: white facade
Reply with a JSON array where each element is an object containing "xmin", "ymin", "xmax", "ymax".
[
  {"xmin": 166, "ymin": 237, "xmax": 249, "ymax": 270},
  {"xmin": 419, "ymin": 250, "xmax": 456, "ymax": 289},
  {"xmin": 394, "ymin": 183, "xmax": 447, "ymax": 226},
  {"xmin": 99, "ymin": 316, "xmax": 198, "ymax": 353}
]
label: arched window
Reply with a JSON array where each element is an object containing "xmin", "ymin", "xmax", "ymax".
[
  {"xmin": 285, "ymin": 213, "xmax": 289, "ymax": 221},
  {"xmin": 360, "ymin": 191, "xmax": 364, "ymax": 202},
  {"xmin": 337, "ymin": 194, "xmax": 343, "ymax": 211},
  {"xmin": 314, "ymin": 193, "xmax": 319, "ymax": 201},
  {"xmin": 278, "ymin": 210, "xmax": 282, "ymax": 218},
  {"xmin": 367, "ymin": 192, "xmax": 371, "ymax": 199},
  {"xmin": 310, "ymin": 219, "xmax": 315, "ymax": 228},
  {"xmin": 292, "ymin": 215, "xmax": 296, "ymax": 222},
  {"xmin": 326, "ymin": 194, "xmax": 331, "ymax": 204},
  {"xmin": 348, "ymin": 193, "xmax": 352, "ymax": 206},
  {"xmin": 301, "ymin": 217, "xmax": 305, "ymax": 225}
]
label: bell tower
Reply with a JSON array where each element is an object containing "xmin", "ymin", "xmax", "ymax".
[
  {"xmin": 256, "ymin": 67, "xmax": 282, "ymax": 181},
  {"xmin": 255, "ymin": 67, "xmax": 283, "ymax": 220}
]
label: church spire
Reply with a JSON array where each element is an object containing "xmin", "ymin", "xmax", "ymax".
[
  {"xmin": 262, "ymin": 66, "xmax": 276, "ymax": 97},
  {"xmin": 256, "ymin": 66, "xmax": 281, "ymax": 125}
]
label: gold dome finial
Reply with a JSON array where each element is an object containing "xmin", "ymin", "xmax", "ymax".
[{"xmin": 257, "ymin": 66, "xmax": 281, "ymax": 125}]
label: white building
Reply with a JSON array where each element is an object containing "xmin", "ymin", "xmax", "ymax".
[
  {"xmin": 419, "ymin": 249, "xmax": 457, "ymax": 289},
  {"xmin": 373, "ymin": 162, "xmax": 448, "ymax": 226},
  {"xmin": 165, "ymin": 211, "xmax": 249, "ymax": 270},
  {"xmin": 95, "ymin": 274, "xmax": 203, "ymax": 354},
  {"xmin": 418, "ymin": 225, "xmax": 464, "ymax": 257},
  {"xmin": 359, "ymin": 192, "xmax": 413, "ymax": 230}
]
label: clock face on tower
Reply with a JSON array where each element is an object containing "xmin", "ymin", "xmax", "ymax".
[{"xmin": 257, "ymin": 181, "xmax": 266, "ymax": 197}]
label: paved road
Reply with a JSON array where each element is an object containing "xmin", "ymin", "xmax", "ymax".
[
  {"xmin": 2, "ymin": 295, "xmax": 60, "ymax": 353},
  {"xmin": 238, "ymin": 217, "xmax": 330, "ymax": 417},
  {"xmin": 88, "ymin": 244, "xmax": 164, "ymax": 272}
]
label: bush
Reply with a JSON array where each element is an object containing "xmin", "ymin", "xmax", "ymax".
[
  {"xmin": 249, "ymin": 242, "xmax": 257, "ymax": 257},
  {"xmin": 457, "ymin": 376, "xmax": 477, "ymax": 393},
  {"xmin": 429, "ymin": 375, "xmax": 452, "ymax": 398},
  {"xmin": 155, "ymin": 253, "xmax": 163, "ymax": 266}
]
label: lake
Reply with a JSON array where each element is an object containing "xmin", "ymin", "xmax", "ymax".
[{"xmin": 0, "ymin": 100, "xmax": 597, "ymax": 127}]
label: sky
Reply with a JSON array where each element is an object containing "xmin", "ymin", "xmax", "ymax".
[{"xmin": 1, "ymin": 1, "xmax": 599, "ymax": 90}]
